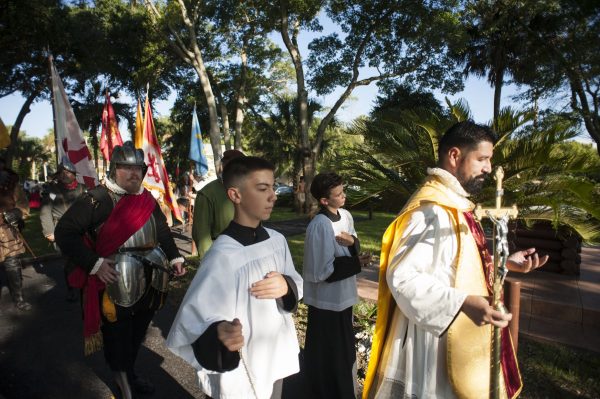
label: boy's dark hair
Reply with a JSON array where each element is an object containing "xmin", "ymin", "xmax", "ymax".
[
  {"xmin": 222, "ymin": 156, "xmax": 275, "ymax": 189},
  {"xmin": 437, "ymin": 120, "xmax": 496, "ymax": 161},
  {"xmin": 310, "ymin": 172, "xmax": 343, "ymax": 202}
]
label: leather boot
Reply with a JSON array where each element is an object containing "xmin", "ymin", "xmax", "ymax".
[
  {"xmin": 5, "ymin": 257, "xmax": 31, "ymax": 311},
  {"xmin": 114, "ymin": 371, "xmax": 134, "ymax": 399}
]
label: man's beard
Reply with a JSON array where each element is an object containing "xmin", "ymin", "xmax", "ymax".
[{"xmin": 461, "ymin": 174, "xmax": 489, "ymax": 195}]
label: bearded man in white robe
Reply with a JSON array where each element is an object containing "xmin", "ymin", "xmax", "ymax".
[{"xmin": 363, "ymin": 121, "xmax": 548, "ymax": 399}]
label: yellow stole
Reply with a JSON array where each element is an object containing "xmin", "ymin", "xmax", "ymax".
[{"xmin": 362, "ymin": 175, "xmax": 512, "ymax": 399}]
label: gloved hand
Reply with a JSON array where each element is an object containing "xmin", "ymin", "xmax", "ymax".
[{"xmin": 3, "ymin": 208, "xmax": 24, "ymax": 229}]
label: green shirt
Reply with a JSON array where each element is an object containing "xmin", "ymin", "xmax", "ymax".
[{"xmin": 192, "ymin": 179, "xmax": 234, "ymax": 259}]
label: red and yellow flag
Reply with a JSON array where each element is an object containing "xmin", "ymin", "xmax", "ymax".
[
  {"xmin": 134, "ymin": 98, "xmax": 143, "ymax": 149},
  {"xmin": 141, "ymin": 94, "xmax": 182, "ymax": 222},
  {"xmin": 100, "ymin": 92, "xmax": 124, "ymax": 162}
]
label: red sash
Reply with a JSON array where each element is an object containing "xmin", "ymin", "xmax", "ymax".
[
  {"xmin": 464, "ymin": 211, "xmax": 522, "ymax": 398},
  {"xmin": 68, "ymin": 188, "xmax": 156, "ymax": 355}
]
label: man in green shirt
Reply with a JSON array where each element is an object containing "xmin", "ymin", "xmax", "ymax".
[{"xmin": 192, "ymin": 149, "xmax": 244, "ymax": 259}]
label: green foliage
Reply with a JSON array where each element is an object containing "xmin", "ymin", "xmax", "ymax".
[
  {"xmin": 21, "ymin": 210, "xmax": 57, "ymax": 258},
  {"xmin": 452, "ymin": 0, "xmax": 600, "ymax": 150},
  {"xmin": 0, "ymin": 131, "xmax": 51, "ymax": 179},
  {"xmin": 337, "ymin": 96, "xmax": 600, "ymax": 242},
  {"xmin": 489, "ymin": 111, "xmax": 600, "ymax": 243},
  {"xmin": 336, "ymin": 107, "xmax": 450, "ymax": 210},
  {"xmin": 0, "ymin": 0, "xmax": 64, "ymax": 99},
  {"xmin": 374, "ymin": 82, "xmax": 445, "ymax": 116},
  {"xmin": 245, "ymin": 95, "xmax": 349, "ymax": 178},
  {"xmin": 307, "ymin": 0, "xmax": 465, "ymax": 95},
  {"xmin": 518, "ymin": 337, "xmax": 600, "ymax": 399}
]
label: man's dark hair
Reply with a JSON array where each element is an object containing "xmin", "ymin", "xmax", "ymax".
[
  {"xmin": 221, "ymin": 149, "xmax": 245, "ymax": 168},
  {"xmin": 310, "ymin": 172, "xmax": 343, "ymax": 201},
  {"xmin": 437, "ymin": 121, "xmax": 496, "ymax": 161},
  {"xmin": 222, "ymin": 156, "xmax": 275, "ymax": 189}
]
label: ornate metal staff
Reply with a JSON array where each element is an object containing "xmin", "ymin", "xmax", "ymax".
[{"xmin": 473, "ymin": 167, "xmax": 518, "ymax": 399}]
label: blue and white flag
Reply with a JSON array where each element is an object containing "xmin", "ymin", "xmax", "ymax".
[{"xmin": 189, "ymin": 105, "xmax": 208, "ymax": 176}]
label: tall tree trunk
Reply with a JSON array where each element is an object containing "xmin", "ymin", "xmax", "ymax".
[
  {"xmin": 207, "ymin": 70, "xmax": 232, "ymax": 151},
  {"xmin": 90, "ymin": 123, "xmax": 99, "ymax": 173},
  {"xmin": 191, "ymin": 55, "xmax": 223, "ymax": 170},
  {"xmin": 220, "ymin": 99, "xmax": 232, "ymax": 151},
  {"xmin": 6, "ymin": 90, "xmax": 39, "ymax": 166},
  {"xmin": 233, "ymin": 42, "xmax": 248, "ymax": 151},
  {"xmin": 292, "ymin": 150, "xmax": 303, "ymax": 214},
  {"xmin": 569, "ymin": 72, "xmax": 600, "ymax": 156},
  {"xmin": 532, "ymin": 88, "xmax": 539, "ymax": 130},
  {"xmin": 280, "ymin": 1, "xmax": 312, "ymax": 212},
  {"xmin": 493, "ymin": 71, "xmax": 504, "ymax": 131},
  {"xmin": 145, "ymin": 1, "xmax": 223, "ymax": 170}
]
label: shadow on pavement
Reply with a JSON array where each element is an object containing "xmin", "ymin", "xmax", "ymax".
[{"xmin": 0, "ymin": 257, "xmax": 202, "ymax": 399}]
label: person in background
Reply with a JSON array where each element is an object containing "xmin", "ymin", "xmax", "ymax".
[
  {"xmin": 55, "ymin": 142, "xmax": 185, "ymax": 399},
  {"xmin": 28, "ymin": 183, "xmax": 42, "ymax": 209},
  {"xmin": 191, "ymin": 149, "xmax": 244, "ymax": 259},
  {"xmin": 40, "ymin": 157, "xmax": 86, "ymax": 301},
  {"xmin": 303, "ymin": 172, "xmax": 371, "ymax": 398},
  {"xmin": 0, "ymin": 157, "xmax": 31, "ymax": 311},
  {"xmin": 295, "ymin": 175, "xmax": 305, "ymax": 214}
]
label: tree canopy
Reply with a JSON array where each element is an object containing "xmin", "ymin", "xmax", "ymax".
[{"xmin": 1, "ymin": 0, "xmax": 598, "ymax": 216}]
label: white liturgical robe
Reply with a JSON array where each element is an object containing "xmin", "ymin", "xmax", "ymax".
[
  {"xmin": 166, "ymin": 228, "xmax": 303, "ymax": 399},
  {"xmin": 373, "ymin": 168, "xmax": 471, "ymax": 399},
  {"xmin": 303, "ymin": 208, "xmax": 359, "ymax": 311}
]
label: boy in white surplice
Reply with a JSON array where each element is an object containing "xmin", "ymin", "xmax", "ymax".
[
  {"xmin": 303, "ymin": 172, "xmax": 371, "ymax": 398},
  {"xmin": 167, "ymin": 156, "xmax": 303, "ymax": 399}
]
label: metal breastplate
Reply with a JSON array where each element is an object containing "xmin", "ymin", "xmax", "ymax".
[
  {"xmin": 120, "ymin": 215, "xmax": 158, "ymax": 250},
  {"xmin": 106, "ymin": 215, "xmax": 158, "ymax": 307}
]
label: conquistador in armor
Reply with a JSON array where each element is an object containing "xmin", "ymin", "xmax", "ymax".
[
  {"xmin": 40, "ymin": 157, "xmax": 86, "ymax": 301},
  {"xmin": 55, "ymin": 141, "xmax": 186, "ymax": 399}
]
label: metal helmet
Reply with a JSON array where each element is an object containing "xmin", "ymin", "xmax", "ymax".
[
  {"xmin": 58, "ymin": 156, "xmax": 77, "ymax": 174},
  {"xmin": 108, "ymin": 141, "xmax": 147, "ymax": 179}
]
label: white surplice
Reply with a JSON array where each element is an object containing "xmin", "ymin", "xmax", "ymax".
[
  {"xmin": 303, "ymin": 208, "xmax": 359, "ymax": 311},
  {"xmin": 166, "ymin": 228, "xmax": 303, "ymax": 399},
  {"xmin": 374, "ymin": 168, "xmax": 471, "ymax": 399}
]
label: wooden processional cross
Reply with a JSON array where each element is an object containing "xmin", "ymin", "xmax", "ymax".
[{"xmin": 473, "ymin": 166, "xmax": 519, "ymax": 399}]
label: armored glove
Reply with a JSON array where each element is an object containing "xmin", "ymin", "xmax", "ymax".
[{"xmin": 3, "ymin": 208, "xmax": 24, "ymax": 230}]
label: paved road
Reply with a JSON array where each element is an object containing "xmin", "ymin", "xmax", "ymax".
[
  {"xmin": 0, "ymin": 257, "xmax": 204, "ymax": 399},
  {"xmin": 0, "ymin": 227, "xmax": 311, "ymax": 399}
]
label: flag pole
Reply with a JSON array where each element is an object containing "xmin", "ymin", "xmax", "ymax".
[
  {"xmin": 47, "ymin": 52, "xmax": 60, "ymax": 168},
  {"xmin": 105, "ymin": 89, "xmax": 111, "ymax": 158}
]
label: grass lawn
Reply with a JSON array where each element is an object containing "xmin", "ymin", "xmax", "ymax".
[
  {"xmin": 269, "ymin": 203, "xmax": 304, "ymax": 222},
  {"xmin": 172, "ymin": 209, "xmax": 600, "ymax": 398},
  {"xmin": 272, "ymin": 208, "xmax": 397, "ymax": 272},
  {"xmin": 518, "ymin": 337, "xmax": 600, "ymax": 398},
  {"xmin": 20, "ymin": 209, "xmax": 57, "ymax": 258}
]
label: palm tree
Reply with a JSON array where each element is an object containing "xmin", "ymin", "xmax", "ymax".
[
  {"xmin": 453, "ymin": 1, "xmax": 529, "ymax": 127},
  {"xmin": 247, "ymin": 95, "xmax": 340, "ymax": 212},
  {"xmin": 249, "ymin": 97, "xmax": 325, "ymax": 174},
  {"xmin": 338, "ymin": 100, "xmax": 600, "ymax": 242}
]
